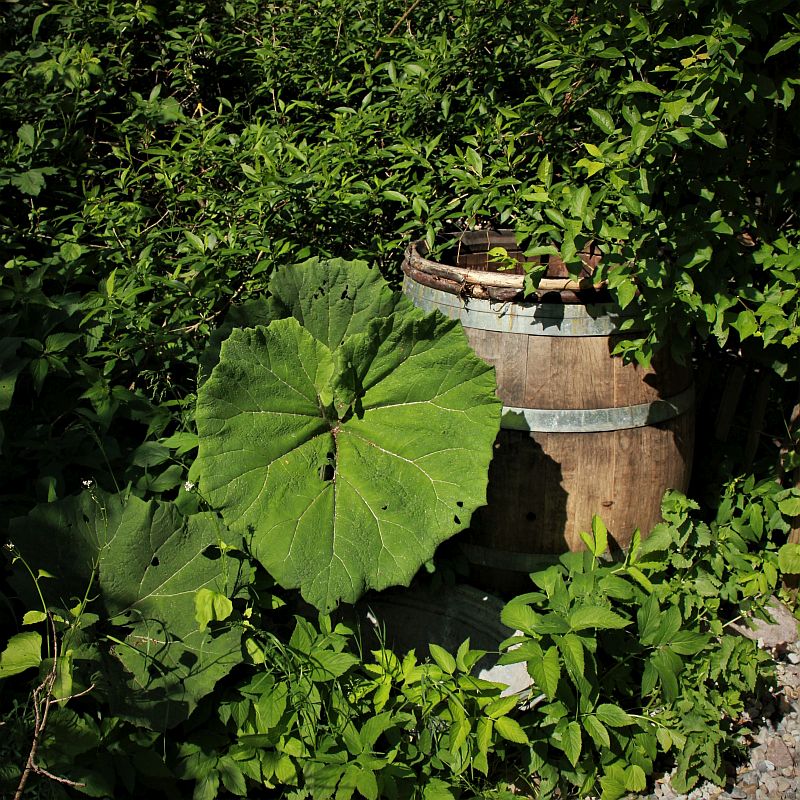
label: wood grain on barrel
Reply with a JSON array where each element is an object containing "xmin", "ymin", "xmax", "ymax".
[{"xmin": 401, "ymin": 234, "xmax": 695, "ymax": 595}]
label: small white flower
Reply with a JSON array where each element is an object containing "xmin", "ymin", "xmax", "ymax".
[
  {"xmin": 82, "ymin": 479, "xmax": 94, "ymax": 488},
  {"xmin": 184, "ymin": 481, "xmax": 196, "ymax": 492},
  {"xmin": 4, "ymin": 541, "xmax": 14, "ymax": 552}
]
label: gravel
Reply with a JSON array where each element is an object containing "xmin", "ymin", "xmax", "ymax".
[{"xmin": 628, "ymin": 602, "xmax": 800, "ymax": 800}]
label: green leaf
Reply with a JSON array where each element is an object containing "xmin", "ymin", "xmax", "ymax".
[
  {"xmin": 0, "ymin": 632, "xmax": 42, "ymax": 678},
  {"xmin": 22, "ymin": 610, "xmax": 47, "ymax": 625},
  {"xmin": 195, "ymin": 588, "xmax": 233, "ymax": 631},
  {"xmin": 429, "ymin": 643, "xmax": 456, "ymax": 674},
  {"xmin": 423, "ymin": 778, "xmax": 455, "ymax": 800},
  {"xmin": 195, "ymin": 263, "xmax": 501, "ymax": 611},
  {"xmin": 568, "ymin": 605, "xmax": 630, "ymax": 631},
  {"xmin": 732, "ymin": 309, "xmax": 758, "ymax": 340},
  {"xmin": 11, "ymin": 169, "xmax": 50, "ymax": 196},
  {"xmin": 494, "ymin": 715, "xmax": 529, "ymax": 744},
  {"xmin": 9, "ymin": 492, "xmax": 249, "ymax": 729},
  {"xmin": 779, "ymin": 496, "xmax": 800, "ymax": 517},
  {"xmin": 587, "ymin": 108, "xmax": 615, "ymax": 134},
  {"xmin": 17, "ymin": 123, "xmax": 35, "ymax": 147},
  {"xmin": 779, "ymin": 543, "xmax": 800, "ymax": 574},
  {"xmin": 561, "ymin": 721, "xmax": 582, "ymax": 766},
  {"xmin": 501, "ymin": 601, "xmax": 539, "ymax": 631},
  {"xmin": 595, "ymin": 704, "xmax": 634, "ymax": 727},
  {"xmin": 537, "ymin": 154, "xmax": 553, "ymax": 188},
  {"xmin": 583, "ymin": 714, "xmax": 610, "ymax": 748},
  {"xmin": 619, "ymin": 81, "xmax": 663, "ymax": 96},
  {"xmin": 695, "ymin": 128, "xmax": 728, "ymax": 149},
  {"xmin": 527, "ymin": 644, "xmax": 561, "ymax": 699},
  {"xmin": 599, "ymin": 765, "xmax": 628, "ymax": 800},
  {"xmin": 465, "ymin": 147, "xmax": 483, "ymax": 177},
  {"xmin": 570, "ymin": 185, "xmax": 591, "ymax": 220},
  {"xmin": 625, "ymin": 764, "xmax": 647, "ymax": 792},
  {"xmin": 267, "ymin": 257, "xmax": 404, "ymax": 351}
]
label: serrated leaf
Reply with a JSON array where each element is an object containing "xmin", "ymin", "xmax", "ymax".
[
  {"xmin": 501, "ymin": 601, "xmax": 539, "ymax": 631},
  {"xmin": 583, "ymin": 714, "xmax": 610, "ymax": 748},
  {"xmin": 779, "ymin": 496, "xmax": 800, "ymax": 516},
  {"xmin": 17, "ymin": 123, "xmax": 35, "ymax": 147},
  {"xmin": 0, "ymin": 631, "xmax": 42, "ymax": 678},
  {"xmin": 527, "ymin": 644, "xmax": 561, "ymax": 699},
  {"xmin": 568, "ymin": 605, "xmax": 630, "ymax": 631},
  {"xmin": 196, "ymin": 262, "xmax": 501, "ymax": 611},
  {"xmin": 599, "ymin": 765, "xmax": 627, "ymax": 800},
  {"xmin": 9, "ymin": 492, "xmax": 248, "ymax": 729},
  {"xmin": 595, "ymin": 703, "xmax": 634, "ymax": 727},
  {"xmin": 625, "ymin": 764, "xmax": 647, "ymax": 792},
  {"xmin": 268, "ymin": 258, "xmax": 404, "ymax": 351},
  {"xmin": 494, "ymin": 715, "xmax": 529, "ymax": 744},
  {"xmin": 11, "ymin": 169, "xmax": 47, "ymax": 196},
  {"xmin": 423, "ymin": 778, "xmax": 455, "ymax": 800},
  {"xmin": 779, "ymin": 543, "xmax": 800, "ymax": 574},
  {"xmin": 198, "ymin": 297, "xmax": 274, "ymax": 386},
  {"xmin": 561, "ymin": 721, "xmax": 582, "ymax": 766}
]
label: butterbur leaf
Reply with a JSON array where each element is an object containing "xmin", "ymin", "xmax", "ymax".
[
  {"xmin": 0, "ymin": 631, "xmax": 42, "ymax": 678},
  {"xmin": 267, "ymin": 257, "xmax": 407, "ymax": 351},
  {"xmin": 195, "ymin": 292, "xmax": 501, "ymax": 611},
  {"xmin": 9, "ymin": 492, "xmax": 249, "ymax": 729},
  {"xmin": 198, "ymin": 297, "xmax": 273, "ymax": 386}
]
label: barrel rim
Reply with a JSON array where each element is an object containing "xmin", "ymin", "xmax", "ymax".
[{"xmin": 405, "ymin": 236, "xmax": 609, "ymax": 300}]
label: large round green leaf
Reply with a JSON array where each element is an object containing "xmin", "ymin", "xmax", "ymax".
[
  {"xmin": 9, "ymin": 491, "xmax": 249, "ymax": 729},
  {"xmin": 195, "ymin": 311, "xmax": 501, "ymax": 612}
]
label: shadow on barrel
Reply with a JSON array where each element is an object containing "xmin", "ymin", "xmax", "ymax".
[{"xmin": 462, "ymin": 427, "xmax": 569, "ymax": 597}]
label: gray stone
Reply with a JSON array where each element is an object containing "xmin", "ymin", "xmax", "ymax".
[{"xmin": 728, "ymin": 598, "xmax": 799, "ymax": 648}]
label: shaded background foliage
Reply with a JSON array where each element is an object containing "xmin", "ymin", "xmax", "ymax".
[
  {"xmin": 2, "ymin": 0, "xmax": 799, "ymax": 520},
  {"xmin": 1, "ymin": 1, "xmax": 800, "ymax": 797}
]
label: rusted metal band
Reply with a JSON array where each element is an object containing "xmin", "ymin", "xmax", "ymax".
[
  {"xmin": 403, "ymin": 276, "xmax": 641, "ymax": 337},
  {"xmin": 500, "ymin": 385, "xmax": 695, "ymax": 433}
]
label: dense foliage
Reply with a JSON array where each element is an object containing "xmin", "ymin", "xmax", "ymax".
[{"xmin": 2, "ymin": 0, "xmax": 800, "ymax": 798}]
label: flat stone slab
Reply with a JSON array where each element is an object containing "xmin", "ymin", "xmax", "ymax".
[{"xmin": 729, "ymin": 597, "xmax": 800, "ymax": 649}]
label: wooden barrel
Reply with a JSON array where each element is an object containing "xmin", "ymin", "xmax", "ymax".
[{"xmin": 402, "ymin": 231, "xmax": 695, "ymax": 593}]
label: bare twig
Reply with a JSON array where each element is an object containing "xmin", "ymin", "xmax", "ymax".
[
  {"xmin": 374, "ymin": 0, "xmax": 424, "ymax": 60},
  {"xmin": 14, "ymin": 615, "xmax": 88, "ymax": 799}
]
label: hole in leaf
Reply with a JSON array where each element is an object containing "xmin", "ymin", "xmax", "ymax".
[
  {"xmin": 381, "ymin": 504, "xmax": 388, "ymax": 511},
  {"xmin": 321, "ymin": 463, "xmax": 335, "ymax": 482},
  {"xmin": 526, "ymin": 511, "xmax": 536, "ymax": 522},
  {"xmin": 151, "ymin": 556, "xmax": 160, "ymax": 567},
  {"xmin": 340, "ymin": 286, "xmax": 350, "ymax": 300},
  {"xmin": 202, "ymin": 545, "xmax": 222, "ymax": 560},
  {"xmin": 456, "ymin": 501, "xmax": 464, "ymax": 508},
  {"xmin": 454, "ymin": 515, "xmax": 461, "ymax": 525}
]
